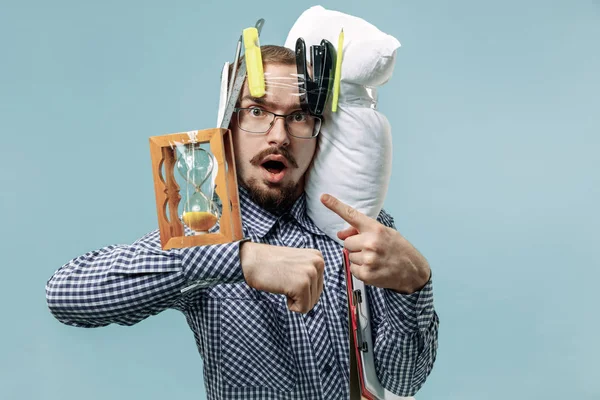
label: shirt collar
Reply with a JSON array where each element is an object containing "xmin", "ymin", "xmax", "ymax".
[{"xmin": 238, "ymin": 185, "xmax": 326, "ymax": 238}]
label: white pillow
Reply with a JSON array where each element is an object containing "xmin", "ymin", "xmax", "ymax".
[
  {"xmin": 284, "ymin": 5, "xmax": 400, "ymax": 246},
  {"xmin": 284, "ymin": 5, "xmax": 400, "ymax": 86}
]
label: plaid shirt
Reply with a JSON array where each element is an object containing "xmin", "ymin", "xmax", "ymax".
[{"xmin": 46, "ymin": 186, "xmax": 439, "ymax": 399}]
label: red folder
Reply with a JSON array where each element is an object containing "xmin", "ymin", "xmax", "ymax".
[{"xmin": 344, "ymin": 248, "xmax": 376, "ymax": 400}]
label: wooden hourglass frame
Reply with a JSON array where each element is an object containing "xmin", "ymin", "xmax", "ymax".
[{"xmin": 149, "ymin": 128, "xmax": 243, "ymax": 250}]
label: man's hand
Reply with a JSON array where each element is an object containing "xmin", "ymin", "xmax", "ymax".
[
  {"xmin": 240, "ymin": 242, "xmax": 324, "ymax": 313},
  {"xmin": 321, "ymin": 194, "xmax": 431, "ymax": 294}
]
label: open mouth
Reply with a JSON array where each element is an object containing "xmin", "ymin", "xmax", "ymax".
[
  {"xmin": 260, "ymin": 158, "xmax": 288, "ymax": 183},
  {"xmin": 262, "ymin": 160, "xmax": 286, "ymax": 174}
]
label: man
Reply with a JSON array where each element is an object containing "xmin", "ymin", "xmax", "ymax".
[{"xmin": 46, "ymin": 45, "xmax": 439, "ymax": 399}]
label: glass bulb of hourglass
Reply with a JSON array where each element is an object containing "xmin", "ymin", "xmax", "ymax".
[
  {"xmin": 175, "ymin": 144, "xmax": 219, "ymax": 233},
  {"xmin": 182, "ymin": 191, "xmax": 219, "ymax": 232},
  {"xmin": 176, "ymin": 144, "xmax": 213, "ymax": 187}
]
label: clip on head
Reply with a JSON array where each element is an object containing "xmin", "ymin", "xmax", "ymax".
[{"xmin": 295, "ymin": 37, "xmax": 336, "ymax": 117}]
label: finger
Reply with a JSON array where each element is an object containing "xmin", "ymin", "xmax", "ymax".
[
  {"xmin": 301, "ymin": 281, "xmax": 313, "ymax": 313},
  {"xmin": 286, "ymin": 297, "xmax": 297, "ymax": 313},
  {"xmin": 348, "ymin": 251, "xmax": 364, "ymax": 266},
  {"xmin": 321, "ymin": 194, "xmax": 374, "ymax": 232},
  {"xmin": 349, "ymin": 262, "xmax": 370, "ymax": 282},
  {"xmin": 344, "ymin": 233, "xmax": 367, "ymax": 253},
  {"xmin": 309, "ymin": 271, "xmax": 318, "ymax": 311},
  {"xmin": 304, "ymin": 280, "xmax": 313, "ymax": 313},
  {"xmin": 311, "ymin": 255, "xmax": 324, "ymax": 309},
  {"xmin": 315, "ymin": 266, "xmax": 324, "ymax": 307},
  {"xmin": 337, "ymin": 226, "xmax": 359, "ymax": 241},
  {"xmin": 287, "ymin": 282, "xmax": 312, "ymax": 314},
  {"xmin": 288, "ymin": 299, "xmax": 309, "ymax": 314}
]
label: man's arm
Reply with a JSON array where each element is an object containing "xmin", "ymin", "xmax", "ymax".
[
  {"xmin": 46, "ymin": 228, "xmax": 328, "ymax": 328},
  {"xmin": 45, "ymin": 229, "xmax": 247, "ymax": 328},
  {"xmin": 367, "ymin": 209, "xmax": 439, "ymax": 397},
  {"xmin": 320, "ymin": 194, "xmax": 439, "ymax": 396}
]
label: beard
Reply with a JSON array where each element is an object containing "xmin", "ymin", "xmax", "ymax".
[
  {"xmin": 240, "ymin": 177, "xmax": 301, "ymax": 214},
  {"xmin": 238, "ymin": 146, "xmax": 303, "ymax": 214}
]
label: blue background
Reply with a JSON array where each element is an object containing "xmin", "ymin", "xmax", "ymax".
[{"xmin": 1, "ymin": 0, "xmax": 598, "ymax": 399}]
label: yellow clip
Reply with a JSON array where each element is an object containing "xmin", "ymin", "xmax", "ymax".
[
  {"xmin": 243, "ymin": 27, "xmax": 265, "ymax": 98},
  {"xmin": 332, "ymin": 28, "xmax": 344, "ymax": 112}
]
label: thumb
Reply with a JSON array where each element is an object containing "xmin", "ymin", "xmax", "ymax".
[
  {"xmin": 337, "ymin": 226, "xmax": 359, "ymax": 241},
  {"xmin": 287, "ymin": 297, "xmax": 297, "ymax": 312}
]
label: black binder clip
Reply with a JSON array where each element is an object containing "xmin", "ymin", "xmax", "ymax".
[{"xmin": 295, "ymin": 37, "xmax": 336, "ymax": 117}]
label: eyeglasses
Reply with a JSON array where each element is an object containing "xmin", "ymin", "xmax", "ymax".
[{"xmin": 234, "ymin": 107, "xmax": 321, "ymax": 139}]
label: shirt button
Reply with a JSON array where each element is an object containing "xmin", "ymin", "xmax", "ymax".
[{"xmin": 323, "ymin": 364, "xmax": 333, "ymax": 374}]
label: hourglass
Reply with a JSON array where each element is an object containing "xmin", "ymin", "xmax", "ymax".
[
  {"xmin": 175, "ymin": 143, "xmax": 219, "ymax": 234},
  {"xmin": 149, "ymin": 128, "xmax": 243, "ymax": 250}
]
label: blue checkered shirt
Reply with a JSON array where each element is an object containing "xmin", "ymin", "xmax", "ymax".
[{"xmin": 46, "ymin": 187, "xmax": 439, "ymax": 399}]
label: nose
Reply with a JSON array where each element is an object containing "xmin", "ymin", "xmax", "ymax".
[{"xmin": 266, "ymin": 116, "xmax": 290, "ymax": 147}]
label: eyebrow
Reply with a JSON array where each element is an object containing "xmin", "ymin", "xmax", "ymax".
[
  {"xmin": 240, "ymin": 95, "xmax": 272, "ymax": 107},
  {"xmin": 239, "ymin": 95, "xmax": 303, "ymax": 112}
]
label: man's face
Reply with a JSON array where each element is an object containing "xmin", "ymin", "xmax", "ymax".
[{"xmin": 231, "ymin": 63, "xmax": 318, "ymax": 212}]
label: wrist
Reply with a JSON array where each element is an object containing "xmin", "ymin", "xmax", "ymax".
[
  {"xmin": 240, "ymin": 240, "xmax": 258, "ymax": 285},
  {"xmin": 392, "ymin": 263, "xmax": 431, "ymax": 294}
]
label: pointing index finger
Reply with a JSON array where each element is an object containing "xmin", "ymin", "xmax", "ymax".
[{"xmin": 320, "ymin": 194, "xmax": 373, "ymax": 232}]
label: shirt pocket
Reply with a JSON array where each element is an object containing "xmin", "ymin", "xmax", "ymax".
[{"xmin": 220, "ymin": 298, "xmax": 297, "ymax": 392}]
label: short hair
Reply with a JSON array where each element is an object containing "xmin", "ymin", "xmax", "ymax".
[
  {"xmin": 228, "ymin": 45, "xmax": 295, "ymax": 84},
  {"xmin": 259, "ymin": 45, "xmax": 296, "ymax": 66}
]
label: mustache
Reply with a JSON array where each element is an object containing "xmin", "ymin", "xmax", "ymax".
[{"xmin": 250, "ymin": 147, "xmax": 299, "ymax": 168}]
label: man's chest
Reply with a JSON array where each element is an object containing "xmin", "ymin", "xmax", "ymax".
[{"xmin": 183, "ymin": 264, "xmax": 350, "ymax": 397}]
